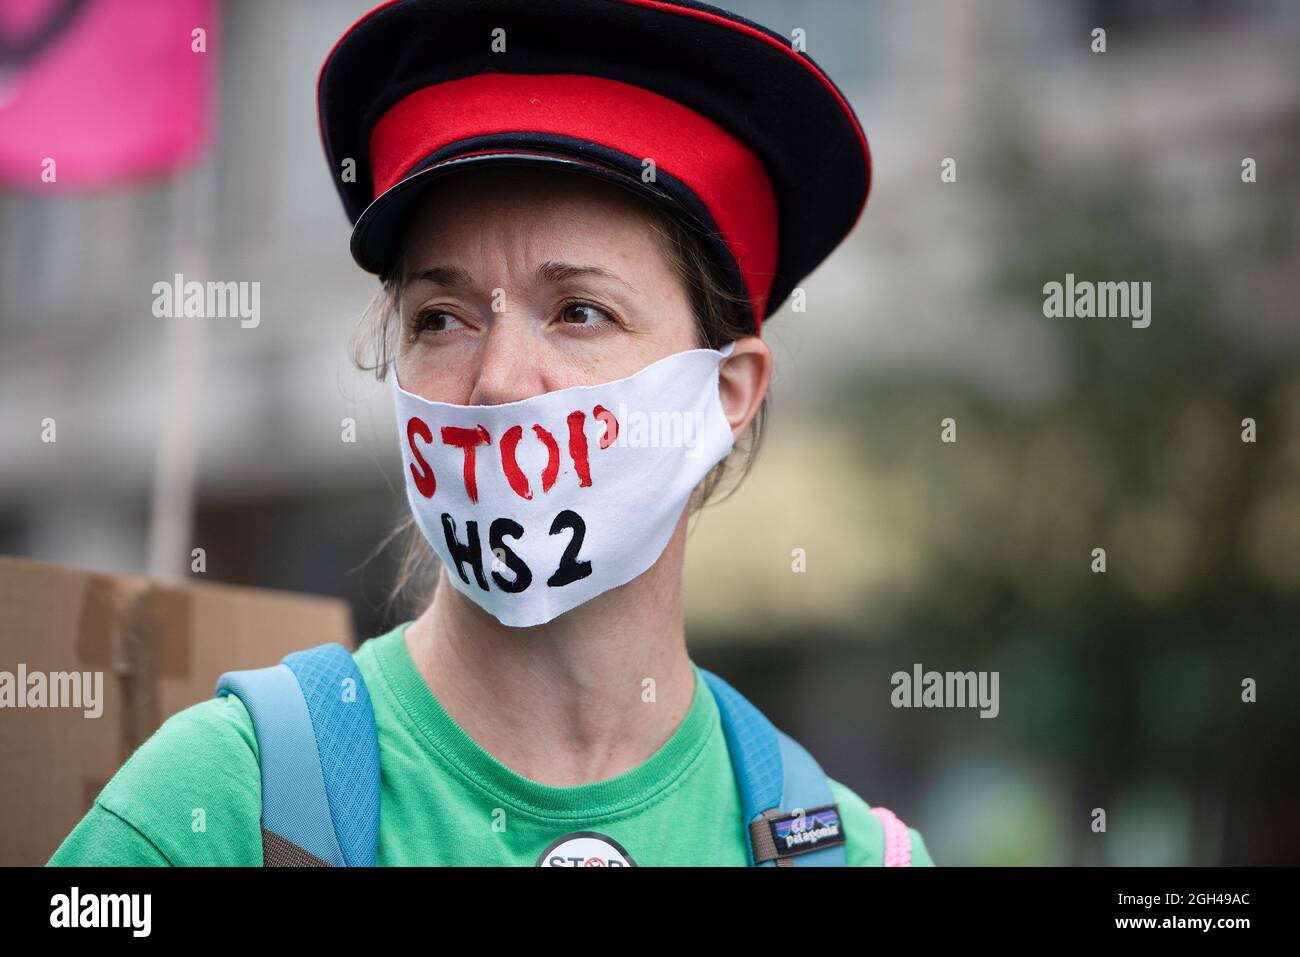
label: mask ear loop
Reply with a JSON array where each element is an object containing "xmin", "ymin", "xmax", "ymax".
[{"xmin": 717, "ymin": 339, "xmax": 738, "ymax": 358}]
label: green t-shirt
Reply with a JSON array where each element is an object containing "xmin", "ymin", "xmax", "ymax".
[{"xmin": 48, "ymin": 622, "xmax": 933, "ymax": 867}]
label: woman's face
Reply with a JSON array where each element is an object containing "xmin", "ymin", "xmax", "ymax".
[{"xmin": 393, "ymin": 165, "xmax": 704, "ymax": 405}]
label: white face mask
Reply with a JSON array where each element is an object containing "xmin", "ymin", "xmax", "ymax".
[{"xmin": 392, "ymin": 342, "xmax": 737, "ymax": 627}]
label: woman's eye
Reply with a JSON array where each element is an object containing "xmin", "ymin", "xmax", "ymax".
[
  {"xmin": 413, "ymin": 309, "xmax": 464, "ymax": 333},
  {"xmin": 560, "ymin": 302, "xmax": 614, "ymax": 327}
]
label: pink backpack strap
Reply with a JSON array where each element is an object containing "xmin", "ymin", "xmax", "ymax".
[{"xmin": 871, "ymin": 806, "xmax": 913, "ymax": 867}]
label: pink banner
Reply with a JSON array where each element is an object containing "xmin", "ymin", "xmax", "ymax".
[{"xmin": 0, "ymin": 0, "xmax": 219, "ymax": 190}]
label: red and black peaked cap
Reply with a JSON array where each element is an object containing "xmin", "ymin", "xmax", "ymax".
[{"xmin": 318, "ymin": 0, "xmax": 872, "ymax": 335}]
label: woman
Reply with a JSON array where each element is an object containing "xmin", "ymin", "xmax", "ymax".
[{"xmin": 49, "ymin": 0, "xmax": 932, "ymax": 867}]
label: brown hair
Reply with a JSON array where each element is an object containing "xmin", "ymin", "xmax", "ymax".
[{"xmin": 351, "ymin": 200, "xmax": 770, "ymax": 617}]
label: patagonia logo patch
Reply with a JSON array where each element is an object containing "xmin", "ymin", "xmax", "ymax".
[{"xmin": 768, "ymin": 804, "xmax": 847, "ymax": 858}]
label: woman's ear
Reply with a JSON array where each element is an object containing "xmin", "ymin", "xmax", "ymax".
[{"xmin": 717, "ymin": 335, "xmax": 772, "ymax": 441}]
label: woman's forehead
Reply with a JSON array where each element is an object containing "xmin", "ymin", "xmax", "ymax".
[{"xmin": 398, "ymin": 167, "xmax": 671, "ymax": 278}]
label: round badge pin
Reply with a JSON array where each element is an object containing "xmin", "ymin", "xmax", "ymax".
[{"xmin": 535, "ymin": 831, "xmax": 637, "ymax": 867}]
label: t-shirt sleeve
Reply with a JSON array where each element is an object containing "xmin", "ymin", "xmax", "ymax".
[
  {"xmin": 46, "ymin": 693, "xmax": 264, "ymax": 867},
  {"xmin": 47, "ymin": 802, "xmax": 172, "ymax": 866},
  {"xmin": 828, "ymin": 777, "xmax": 935, "ymax": 867}
]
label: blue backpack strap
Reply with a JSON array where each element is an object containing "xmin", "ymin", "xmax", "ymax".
[
  {"xmin": 215, "ymin": 643, "xmax": 380, "ymax": 867},
  {"xmin": 699, "ymin": 668, "xmax": 847, "ymax": 867}
]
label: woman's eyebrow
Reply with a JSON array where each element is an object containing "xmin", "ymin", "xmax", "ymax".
[
  {"xmin": 403, "ymin": 265, "xmax": 473, "ymax": 291},
  {"xmin": 535, "ymin": 260, "xmax": 637, "ymax": 292},
  {"xmin": 402, "ymin": 261, "xmax": 637, "ymax": 293}
]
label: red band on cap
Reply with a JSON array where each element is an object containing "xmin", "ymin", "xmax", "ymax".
[{"xmin": 369, "ymin": 73, "xmax": 779, "ymax": 326}]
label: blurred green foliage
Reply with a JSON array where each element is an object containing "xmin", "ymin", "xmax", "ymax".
[{"xmin": 745, "ymin": 100, "xmax": 1300, "ymax": 865}]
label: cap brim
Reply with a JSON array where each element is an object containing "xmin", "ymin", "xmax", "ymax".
[{"xmin": 352, "ymin": 149, "xmax": 694, "ymax": 279}]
